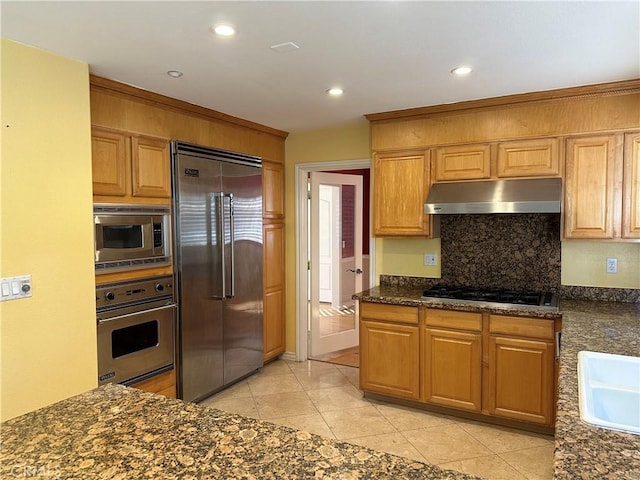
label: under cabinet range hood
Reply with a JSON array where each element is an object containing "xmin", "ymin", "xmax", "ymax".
[{"xmin": 424, "ymin": 178, "xmax": 562, "ymax": 214}]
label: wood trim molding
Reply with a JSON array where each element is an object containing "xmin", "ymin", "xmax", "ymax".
[
  {"xmin": 90, "ymin": 75, "xmax": 289, "ymax": 139},
  {"xmin": 365, "ymin": 78, "xmax": 640, "ymax": 122}
]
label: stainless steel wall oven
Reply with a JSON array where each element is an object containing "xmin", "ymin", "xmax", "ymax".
[{"xmin": 97, "ymin": 275, "xmax": 176, "ymax": 386}]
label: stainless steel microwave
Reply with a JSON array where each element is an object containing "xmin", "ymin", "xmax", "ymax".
[{"xmin": 94, "ymin": 204, "xmax": 171, "ymax": 274}]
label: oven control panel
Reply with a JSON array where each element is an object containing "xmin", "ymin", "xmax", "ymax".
[{"xmin": 96, "ymin": 275, "xmax": 174, "ymax": 309}]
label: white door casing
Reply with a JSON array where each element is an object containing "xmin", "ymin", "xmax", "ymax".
[{"xmin": 295, "ymin": 159, "xmax": 373, "ymax": 362}]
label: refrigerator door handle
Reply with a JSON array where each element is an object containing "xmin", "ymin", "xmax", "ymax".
[
  {"xmin": 226, "ymin": 193, "xmax": 235, "ymax": 299},
  {"xmin": 211, "ymin": 192, "xmax": 226, "ymax": 300}
]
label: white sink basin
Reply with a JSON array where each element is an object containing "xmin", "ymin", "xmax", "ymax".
[{"xmin": 578, "ymin": 351, "xmax": 640, "ymax": 435}]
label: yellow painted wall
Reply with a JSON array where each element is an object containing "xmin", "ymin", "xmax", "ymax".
[
  {"xmin": 562, "ymin": 241, "xmax": 640, "ymax": 288},
  {"xmin": 0, "ymin": 39, "xmax": 97, "ymax": 421},
  {"xmin": 376, "ymin": 237, "xmax": 441, "ymax": 278}
]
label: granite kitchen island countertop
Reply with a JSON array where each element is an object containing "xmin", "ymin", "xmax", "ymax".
[{"xmin": 0, "ymin": 383, "xmax": 481, "ymax": 480}]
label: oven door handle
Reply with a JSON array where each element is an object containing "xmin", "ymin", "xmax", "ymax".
[{"xmin": 97, "ymin": 304, "xmax": 176, "ymax": 325}]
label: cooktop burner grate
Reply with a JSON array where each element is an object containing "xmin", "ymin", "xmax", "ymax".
[{"xmin": 422, "ymin": 285, "xmax": 558, "ymax": 310}]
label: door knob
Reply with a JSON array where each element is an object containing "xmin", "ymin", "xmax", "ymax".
[{"xmin": 347, "ymin": 268, "xmax": 363, "ymax": 274}]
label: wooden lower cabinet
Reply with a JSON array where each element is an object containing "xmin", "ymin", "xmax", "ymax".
[
  {"xmin": 423, "ymin": 327, "xmax": 482, "ymax": 412},
  {"xmin": 131, "ymin": 369, "xmax": 176, "ymax": 398},
  {"xmin": 487, "ymin": 314, "xmax": 556, "ymax": 425},
  {"xmin": 263, "ymin": 221, "xmax": 285, "ymax": 362},
  {"xmin": 487, "ymin": 336, "xmax": 554, "ymax": 425},
  {"xmin": 359, "ymin": 303, "xmax": 559, "ymax": 429},
  {"xmin": 359, "ymin": 303, "xmax": 420, "ymax": 400}
]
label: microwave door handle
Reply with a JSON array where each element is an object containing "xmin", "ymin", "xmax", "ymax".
[
  {"xmin": 211, "ymin": 193, "xmax": 225, "ymax": 300},
  {"xmin": 226, "ymin": 193, "xmax": 235, "ymax": 299}
]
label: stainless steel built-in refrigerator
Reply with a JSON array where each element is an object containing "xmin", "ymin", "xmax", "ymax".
[{"xmin": 171, "ymin": 141, "xmax": 263, "ymax": 403}]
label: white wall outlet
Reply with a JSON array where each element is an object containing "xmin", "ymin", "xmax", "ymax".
[
  {"xmin": 606, "ymin": 257, "xmax": 618, "ymax": 274},
  {"xmin": 424, "ymin": 253, "xmax": 437, "ymax": 266}
]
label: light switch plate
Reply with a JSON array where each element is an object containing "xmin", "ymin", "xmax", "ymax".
[{"xmin": 0, "ymin": 275, "xmax": 32, "ymax": 301}]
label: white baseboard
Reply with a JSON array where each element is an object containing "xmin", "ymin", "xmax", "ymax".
[{"xmin": 280, "ymin": 351, "xmax": 298, "ymax": 362}]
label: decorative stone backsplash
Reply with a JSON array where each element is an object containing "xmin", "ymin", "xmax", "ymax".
[
  {"xmin": 439, "ymin": 213, "xmax": 561, "ymax": 291},
  {"xmin": 379, "ymin": 213, "xmax": 639, "ymax": 302}
]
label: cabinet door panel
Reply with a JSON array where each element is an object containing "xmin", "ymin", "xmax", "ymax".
[
  {"xmin": 263, "ymin": 289, "xmax": 284, "ymax": 361},
  {"xmin": 488, "ymin": 336, "xmax": 553, "ymax": 425},
  {"xmin": 360, "ymin": 320, "xmax": 420, "ymax": 400},
  {"xmin": 263, "ymin": 160, "xmax": 284, "ymax": 218},
  {"xmin": 92, "ymin": 129, "xmax": 127, "ymax": 196},
  {"xmin": 623, "ymin": 132, "xmax": 640, "ymax": 238},
  {"xmin": 564, "ymin": 135, "xmax": 619, "ymax": 238},
  {"xmin": 497, "ymin": 138, "xmax": 560, "ymax": 178},
  {"xmin": 263, "ymin": 222, "xmax": 285, "ymax": 361},
  {"xmin": 435, "ymin": 144, "xmax": 491, "ymax": 181},
  {"xmin": 373, "ymin": 150, "xmax": 431, "ymax": 236},
  {"xmin": 423, "ymin": 328, "xmax": 481, "ymax": 411},
  {"xmin": 132, "ymin": 136, "xmax": 171, "ymax": 198}
]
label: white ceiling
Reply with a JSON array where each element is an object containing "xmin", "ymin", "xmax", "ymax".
[{"xmin": 2, "ymin": 1, "xmax": 639, "ymax": 133}]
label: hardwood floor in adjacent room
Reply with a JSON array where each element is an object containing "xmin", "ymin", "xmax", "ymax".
[{"xmin": 200, "ymin": 359, "xmax": 554, "ymax": 480}]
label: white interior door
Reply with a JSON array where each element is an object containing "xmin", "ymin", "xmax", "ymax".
[
  {"xmin": 310, "ymin": 172, "xmax": 363, "ymax": 357},
  {"xmin": 318, "ymin": 185, "xmax": 340, "ymax": 304}
]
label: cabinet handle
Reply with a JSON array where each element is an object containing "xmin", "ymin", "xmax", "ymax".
[{"xmin": 555, "ymin": 331, "xmax": 561, "ymax": 358}]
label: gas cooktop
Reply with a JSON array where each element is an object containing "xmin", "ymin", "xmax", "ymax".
[{"xmin": 422, "ymin": 285, "xmax": 559, "ymax": 311}]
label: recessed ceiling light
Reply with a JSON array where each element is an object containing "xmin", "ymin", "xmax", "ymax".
[
  {"xmin": 212, "ymin": 24, "xmax": 236, "ymax": 37},
  {"xmin": 327, "ymin": 87, "xmax": 344, "ymax": 96},
  {"xmin": 167, "ymin": 70, "xmax": 183, "ymax": 78},
  {"xmin": 451, "ymin": 66, "xmax": 473, "ymax": 76}
]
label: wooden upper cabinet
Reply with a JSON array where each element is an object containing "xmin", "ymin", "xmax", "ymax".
[
  {"xmin": 435, "ymin": 144, "xmax": 491, "ymax": 181},
  {"xmin": 564, "ymin": 134, "xmax": 622, "ymax": 239},
  {"xmin": 623, "ymin": 132, "xmax": 640, "ymax": 239},
  {"xmin": 91, "ymin": 128, "xmax": 128, "ymax": 196},
  {"xmin": 262, "ymin": 160, "xmax": 284, "ymax": 218},
  {"xmin": 373, "ymin": 149, "xmax": 432, "ymax": 236},
  {"xmin": 131, "ymin": 136, "xmax": 171, "ymax": 198},
  {"xmin": 91, "ymin": 127, "xmax": 171, "ymax": 202},
  {"xmin": 497, "ymin": 138, "xmax": 560, "ymax": 178}
]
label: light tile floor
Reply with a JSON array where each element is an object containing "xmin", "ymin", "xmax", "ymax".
[{"xmin": 200, "ymin": 359, "xmax": 554, "ymax": 480}]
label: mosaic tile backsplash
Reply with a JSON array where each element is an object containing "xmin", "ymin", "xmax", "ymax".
[{"xmin": 380, "ymin": 213, "xmax": 639, "ymax": 303}]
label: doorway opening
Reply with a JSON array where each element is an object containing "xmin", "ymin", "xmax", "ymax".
[{"xmin": 295, "ymin": 160, "xmax": 373, "ymax": 365}]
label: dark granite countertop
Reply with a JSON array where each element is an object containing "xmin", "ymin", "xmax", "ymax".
[
  {"xmin": 354, "ymin": 285, "xmax": 561, "ymax": 319},
  {"xmin": 553, "ymin": 300, "xmax": 640, "ymax": 480},
  {"xmin": 354, "ymin": 286, "xmax": 640, "ymax": 479},
  {"xmin": 0, "ymin": 383, "xmax": 481, "ymax": 480}
]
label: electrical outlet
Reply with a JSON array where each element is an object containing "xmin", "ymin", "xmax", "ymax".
[
  {"xmin": 424, "ymin": 253, "xmax": 437, "ymax": 266},
  {"xmin": 606, "ymin": 257, "xmax": 618, "ymax": 274}
]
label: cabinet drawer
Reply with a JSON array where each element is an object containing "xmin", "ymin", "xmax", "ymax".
[
  {"xmin": 425, "ymin": 309, "xmax": 482, "ymax": 331},
  {"xmin": 131, "ymin": 369, "xmax": 176, "ymax": 398},
  {"xmin": 360, "ymin": 302, "xmax": 419, "ymax": 325},
  {"xmin": 489, "ymin": 315, "xmax": 554, "ymax": 340}
]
